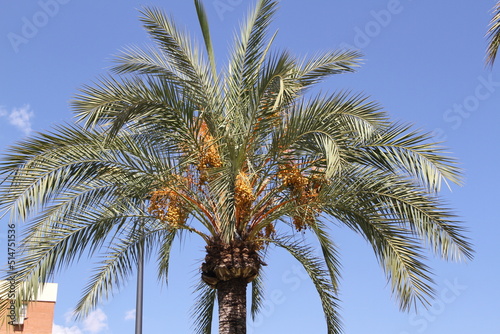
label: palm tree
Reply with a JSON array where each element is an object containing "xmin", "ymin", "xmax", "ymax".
[
  {"xmin": 486, "ymin": 2, "xmax": 500, "ymax": 66},
  {"xmin": 1, "ymin": 1, "xmax": 472, "ymax": 333}
]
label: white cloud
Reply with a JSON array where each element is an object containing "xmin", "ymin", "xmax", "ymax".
[
  {"xmin": 53, "ymin": 324, "xmax": 83, "ymax": 334},
  {"xmin": 9, "ymin": 105, "xmax": 34, "ymax": 135},
  {"xmin": 64, "ymin": 309, "xmax": 76, "ymax": 324},
  {"xmin": 124, "ymin": 309, "xmax": 136, "ymax": 321},
  {"xmin": 55, "ymin": 308, "xmax": 109, "ymax": 334},
  {"xmin": 0, "ymin": 104, "xmax": 34, "ymax": 135},
  {"xmin": 82, "ymin": 309, "xmax": 108, "ymax": 334}
]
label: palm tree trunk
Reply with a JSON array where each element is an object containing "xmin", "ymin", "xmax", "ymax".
[{"xmin": 217, "ymin": 278, "xmax": 247, "ymax": 334}]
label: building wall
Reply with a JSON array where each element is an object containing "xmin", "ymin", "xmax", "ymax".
[
  {"xmin": 0, "ymin": 301, "xmax": 55, "ymax": 334},
  {"xmin": 0, "ymin": 282, "xmax": 58, "ymax": 334}
]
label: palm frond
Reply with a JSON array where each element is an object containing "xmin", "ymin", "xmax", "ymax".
[
  {"xmin": 156, "ymin": 229, "xmax": 177, "ymax": 284},
  {"xmin": 357, "ymin": 171, "xmax": 473, "ymax": 261},
  {"xmin": 225, "ymin": 0, "xmax": 278, "ymax": 116},
  {"xmin": 138, "ymin": 6, "xmax": 216, "ymax": 104},
  {"xmin": 0, "ymin": 125, "xmax": 163, "ymax": 220},
  {"xmin": 72, "ymin": 75, "xmax": 200, "ymax": 142},
  {"xmin": 309, "ymin": 221, "xmax": 342, "ymax": 292},
  {"xmin": 276, "ymin": 92, "xmax": 385, "ymax": 157},
  {"xmin": 295, "ymin": 50, "xmax": 362, "ymax": 89},
  {"xmin": 359, "ymin": 123, "xmax": 462, "ymax": 191},
  {"xmin": 194, "ymin": 0, "xmax": 217, "ymax": 79},
  {"xmin": 191, "ymin": 280, "xmax": 216, "ymax": 334},
  {"xmin": 112, "ymin": 45, "xmax": 179, "ymax": 79},
  {"xmin": 324, "ymin": 200, "xmax": 435, "ymax": 311},
  {"xmin": 250, "ymin": 272, "xmax": 265, "ymax": 320},
  {"xmin": 74, "ymin": 223, "xmax": 161, "ymax": 318},
  {"xmin": 272, "ymin": 238, "xmax": 342, "ymax": 334},
  {"xmin": 486, "ymin": 2, "xmax": 500, "ymax": 67}
]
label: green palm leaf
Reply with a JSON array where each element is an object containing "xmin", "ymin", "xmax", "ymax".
[
  {"xmin": 486, "ymin": 2, "xmax": 500, "ymax": 67},
  {"xmin": 273, "ymin": 238, "xmax": 342, "ymax": 334}
]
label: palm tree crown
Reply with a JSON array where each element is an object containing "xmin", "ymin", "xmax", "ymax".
[{"xmin": 1, "ymin": 1, "xmax": 472, "ymax": 333}]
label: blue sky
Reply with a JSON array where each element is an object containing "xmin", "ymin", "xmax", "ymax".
[{"xmin": 1, "ymin": 0, "xmax": 499, "ymax": 333}]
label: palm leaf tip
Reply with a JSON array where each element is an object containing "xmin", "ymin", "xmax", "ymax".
[
  {"xmin": 486, "ymin": 2, "xmax": 500, "ymax": 67},
  {"xmin": 194, "ymin": 0, "xmax": 217, "ymax": 79}
]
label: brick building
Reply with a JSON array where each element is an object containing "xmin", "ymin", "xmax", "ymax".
[{"xmin": 1, "ymin": 282, "xmax": 58, "ymax": 334}]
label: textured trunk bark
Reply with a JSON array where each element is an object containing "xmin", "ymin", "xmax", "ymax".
[{"xmin": 217, "ymin": 278, "xmax": 247, "ymax": 334}]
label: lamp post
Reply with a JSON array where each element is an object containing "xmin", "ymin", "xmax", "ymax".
[{"xmin": 135, "ymin": 213, "xmax": 144, "ymax": 334}]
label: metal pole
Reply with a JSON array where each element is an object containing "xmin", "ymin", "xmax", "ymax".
[{"xmin": 135, "ymin": 217, "xmax": 144, "ymax": 334}]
